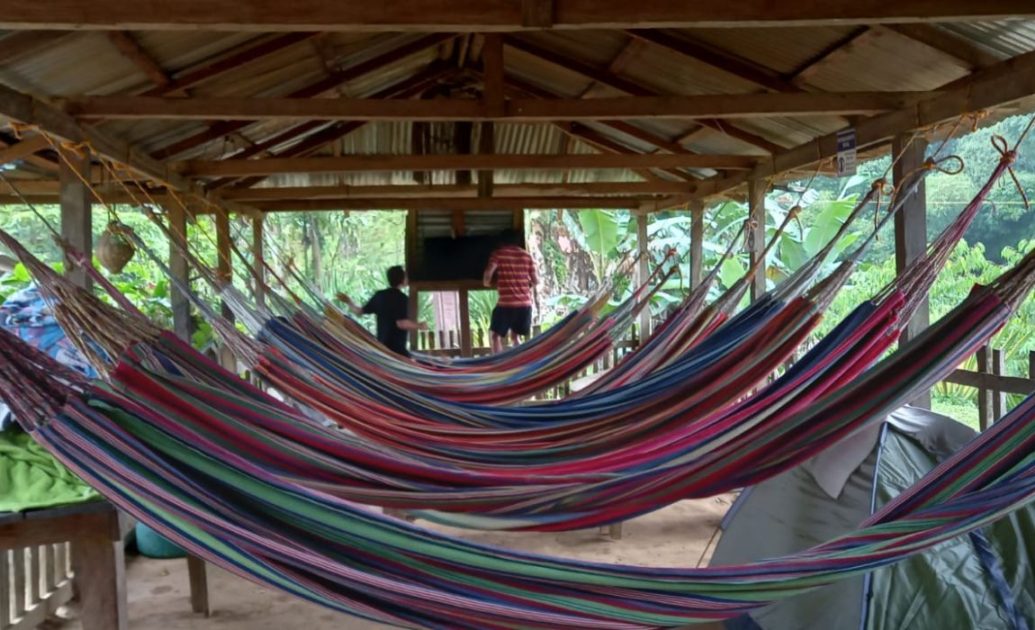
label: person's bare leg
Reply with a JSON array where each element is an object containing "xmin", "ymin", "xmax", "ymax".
[
  {"xmin": 510, "ymin": 332, "xmax": 521, "ymax": 347},
  {"xmin": 491, "ymin": 333, "xmax": 504, "ymax": 353}
]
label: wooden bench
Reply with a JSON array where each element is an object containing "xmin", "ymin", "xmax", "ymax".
[{"xmin": 0, "ymin": 501, "xmax": 211, "ymax": 629}]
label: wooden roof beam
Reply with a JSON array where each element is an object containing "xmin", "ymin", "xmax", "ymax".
[
  {"xmin": 0, "ymin": 135, "xmax": 51, "ymax": 167},
  {"xmin": 694, "ymin": 49, "xmax": 1035, "ymax": 200},
  {"xmin": 504, "ymin": 36, "xmax": 782, "ymax": 153},
  {"xmin": 248, "ymin": 196, "xmax": 654, "ymax": 212},
  {"xmin": 0, "ymin": 1, "xmax": 1032, "ymax": 31},
  {"xmin": 66, "ymin": 92, "xmax": 927, "ymax": 121},
  {"xmin": 0, "ymin": 82, "xmax": 252, "ymax": 214},
  {"xmin": 220, "ymin": 181, "xmax": 693, "ymax": 201},
  {"xmin": 143, "ymin": 33, "xmax": 320, "ymax": 97},
  {"xmin": 176, "ymin": 153, "xmax": 760, "ymax": 177},
  {"xmin": 148, "ymin": 33, "xmax": 455, "ymax": 159},
  {"xmin": 107, "ymin": 31, "xmax": 171, "ymax": 87},
  {"xmin": 213, "ymin": 62, "xmax": 458, "ymax": 190}
]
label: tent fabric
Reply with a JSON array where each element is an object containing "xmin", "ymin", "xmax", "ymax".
[{"xmin": 711, "ymin": 407, "xmax": 1035, "ymax": 630}]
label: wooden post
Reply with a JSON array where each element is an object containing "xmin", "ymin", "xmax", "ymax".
[
  {"xmin": 70, "ymin": 511, "xmax": 127, "ymax": 630},
  {"xmin": 459, "ymin": 289, "xmax": 473, "ymax": 357},
  {"xmin": 251, "ymin": 213, "xmax": 267, "ymax": 310},
  {"xmin": 893, "ymin": 132, "xmax": 931, "ymax": 409},
  {"xmin": 186, "ymin": 555, "xmax": 210, "ymax": 617},
  {"xmin": 636, "ymin": 211, "xmax": 651, "ymax": 342},
  {"xmin": 977, "ymin": 345, "xmax": 992, "ymax": 431},
  {"xmin": 747, "ymin": 178, "xmax": 767, "ymax": 302},
  {"xmin": 215, "ymin": 211, "xmax": 235, "ymax": 371},
  {"xmin": 58, "ymin": 146, "xmax": 92, "ymax": 290},
  {"xmin": 689, "ymin": 199, "xmax": 704, "ymax": 289},
  {"xmin": 168, "ymin": 204, "xmax": 193, "ymax": 341},
  {"xmin": 215, "ymin": 211, "xmax": 233, "ymax": 321}
]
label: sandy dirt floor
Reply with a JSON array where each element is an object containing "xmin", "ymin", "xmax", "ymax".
[{"xmin": 49, "ymin": 495, "xmax": 733, "ymax": 629}]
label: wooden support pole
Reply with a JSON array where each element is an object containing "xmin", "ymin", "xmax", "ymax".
[
  {"xmin": 636, "ymin": 212, "xmax": 651, "ymax": 341},
  {"xmin": 747, "ymin": 179, "xmax": 767, "ymax": 301},
  {"xmin": 58, "ymin": 146, "xmax": 92, "ymax": 290},
  {"xmin": 689, "ymin": 199, "xmax": 704, "ymax": 289},
  {"xmin": 459, "ymin": 289, "xmax": 472, "ymax": 357},
  {"xmin": 70, "ymin": 511, "xmax": 127, "ymax": 630},
  {"xmin": 215, "ymin": 210, "xmax": 235, "ymax": 369},
  {"xmin": 168, "ymin": 203, "xmax": 193, "ymax": 341},
  {"xmin": 481, "ymin": 34, "xmax": 504, "ymax": 118},
  {"xmin": 251, "ymin": 213, "xmax": 267, "ymax": 310},
  {"xmin": 893, "ymin": 132, "xmax": 931, "ymax": 409}
]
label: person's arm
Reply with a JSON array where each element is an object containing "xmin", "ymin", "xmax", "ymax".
[
  {"xmin": 335, "ymin": 292, "xmax": 367, "ymax": 317},
  {"xmin": 396, "ymin": 318, "xmax": 429, "ymax": 331},
  {"xmin": 529, "ymin": 258, "xmax": 541, "ymax": 314},
  {"xmin": 483, "ymin": 253, "xmax": 498, "ymax": 288}
]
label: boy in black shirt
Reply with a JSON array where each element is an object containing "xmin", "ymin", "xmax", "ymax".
[{"xmin": 337, "ymin": 265, "xmax": 427, "ymax": 358}]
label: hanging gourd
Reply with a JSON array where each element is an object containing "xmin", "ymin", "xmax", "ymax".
[{"xmin": 96, "ymin": 222, "xmax": 135, "ymax": 274}]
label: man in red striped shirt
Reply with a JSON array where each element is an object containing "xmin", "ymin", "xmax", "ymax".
[{"xmin": 483, "ymin": 229, "xmax": 539, "ymax": 353}]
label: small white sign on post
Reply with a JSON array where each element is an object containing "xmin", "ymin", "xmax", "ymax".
[{"xmin": 836, "ymin": 128, "xmax": 858, "ymax": 177}]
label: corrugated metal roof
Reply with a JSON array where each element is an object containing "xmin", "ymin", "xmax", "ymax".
[
  {"xmin": 942, "ymin": 22, "xmax": 1035, "ymax": 58},
  {"xmin": 801, "ymin": 28, "xmax": 969, "ymax": 92},
  {"xmin": 2, "ymin": 19, "xmax": 1035, "ymax": 199}
]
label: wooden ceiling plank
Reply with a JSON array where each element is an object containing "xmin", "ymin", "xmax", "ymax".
[
  {"xmin": 178, "ymin": 153, "xmax": 759, "ymax": 177},
  {"xmin": 250, "ymin": 196, "xmax": 655, "ymax": 211},
  {"xmin": 221, "ymin": 180, "xmax": 693, "ymax": 200},
  {"xmin": 0, "ymin": 1, "xmax": 1031, "ymax": 30},
  {"xmin": 67, "ymin": 91, "xmax": 926, "ymax": 121}
]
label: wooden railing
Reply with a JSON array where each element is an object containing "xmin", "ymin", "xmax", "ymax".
[
  {"xmin": 942, "ymin": 345, "xmax": 1035, "ymax": 430},
  {"xmin": 0, "ymin": 543, "xmax": 73, "ymax": 630}
]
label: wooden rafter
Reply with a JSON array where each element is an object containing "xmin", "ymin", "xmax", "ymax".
[
  {"xmin": 148, "ymin": 33, "xmax": 455, "ymax": 159},
  {"xmin": 0, "ymin": 1, "xmax": 1032, "ymax": 30},
  {"xmin": 219, "ymin": 181, "xmax": 693, "ymax": 201},
  {"xmin": 107, "ymin": 31, "xmax": 171, "ymax": 87},
  {"xmin": 66, "ymin": 92, "xmax": 926, "ymax": 121},
  {"xmin": 499, "ymin": 71, "xmax": 693, "ymax": 181},
  {"xmin": 549, "ymin": 122, "xmax": 671, "ymax": 183},
  {"xmin": 505, "ymin": 35, "xmax": 782, "ymax": 153},
  {"xmin": 213, "ymin": 62, "xmax": 457, "ymax": 190},
  {"xmin": 142, "ymin": 33, "xmax": 319, "ymax": 97},
  {"xmin": 0, "ymin": 82, "xmax": 252, "ymax": 214},
  {"xmin": 694, "ymin": 49, "xmax": 1035, "ymax": 199},
  {"xmin": 177, "ymin": 153, "xmax": 760, "ymax": 177},
  {"xmin": 520, "ymin": 0, "xmax": 554, "ymax": 27},
  {"xmin": 0, "ymin": 135, "xmax": 51, "ymax": 167},
  {"xmin": 248, "ymin": 196, "xmax": 652, "ymax": 211}
]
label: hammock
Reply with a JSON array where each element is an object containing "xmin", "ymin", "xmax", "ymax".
[
  {"xmin": 1, "ymin": 153, "xmax": 1026, "ymax": 533},
  {"xmin": 4, "ymin": 329, "xmax": 1035, "ymax": 628},
  {"xmin": 226, "ymin": 177, "xmax": 889, "ymax": 417}
]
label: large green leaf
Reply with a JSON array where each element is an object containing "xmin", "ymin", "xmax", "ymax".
[
  {"xmin": 577, "ymin": 209, "xmax": 622, "ymax": 259},
  {"xmin": 719, "ymin": 257, "xmax": 746, "ymax": 289}
]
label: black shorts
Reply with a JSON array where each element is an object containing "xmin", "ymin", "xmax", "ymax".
[{"xmin": 490, "ymin": 305, "xmax": 532, "ymax": 337}]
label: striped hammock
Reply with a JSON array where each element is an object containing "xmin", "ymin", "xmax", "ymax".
[{"xmin": 4, "ymin": 327, "xmax": 1035, "ymax": 628}]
